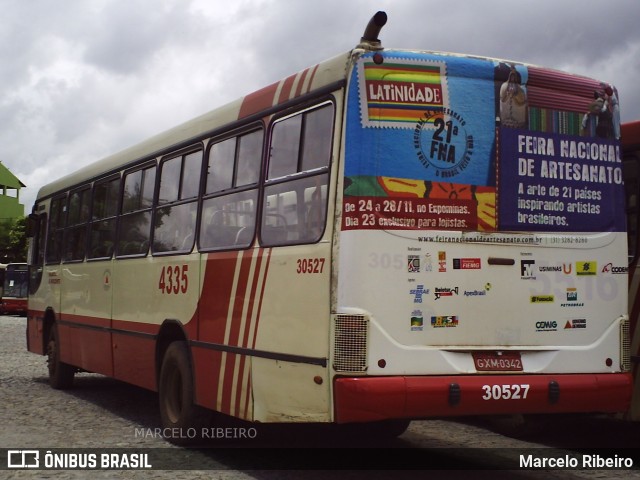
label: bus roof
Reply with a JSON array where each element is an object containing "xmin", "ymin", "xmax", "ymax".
[
  {"xmin": 34, "ymin": 44, "xmax": 614, "ymax": 206},
  {"xmin": 34, "ymin": 52, "xmax": 351, "ymax": 205}
]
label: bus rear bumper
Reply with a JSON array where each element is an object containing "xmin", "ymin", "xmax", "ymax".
[{"xmin": 334, "ymin": 373, "xmax": 632, "ymax": 423}]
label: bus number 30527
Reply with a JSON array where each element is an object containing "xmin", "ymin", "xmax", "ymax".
[{"xmin": 481, "ymin": 384, "xmax": 530, "ymax": 400}]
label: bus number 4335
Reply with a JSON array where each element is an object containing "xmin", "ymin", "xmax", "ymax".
[{"xmin": 158, "ymin": 265, "xmax": 189, "ymax": 294}]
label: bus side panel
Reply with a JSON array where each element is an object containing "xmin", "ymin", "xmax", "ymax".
[
  {"xmin": 62, "ymin": 314, "xmax": 112, "ymax": 376},
  {"xmin": 251, "ymin": 243, "xmax": 332, "ymax": 423},
  {"xmin": 60, "ymin": 262, "xmax": 113, "ymax": 376},
  {"xmin": 33, "ymin": 264, "xmax": 64, "ymax": 354},
  {"xmin": 195, "ymin": 250, "xmax": 257, "ymax": 420},
  {"xmin": 111, "ymin": 323, "xmax": 158, "ymax": 392},
  {"xmin": 26, "ymin": 312, "xmax": 45, "ymax": 355},
  {"xmin": 111, "ymin": 254, "xmax": 200, "ymax": 390}
]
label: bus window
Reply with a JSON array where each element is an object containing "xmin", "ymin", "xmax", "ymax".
[
  {"xmin": 199, "ymin": 129, "xmax": 262, "ymax": 251},
  {"xmin": 64, "ymin": 186, "xmax": 91, "ymax": 261},
  {"xmin": 89, "ymin": 176, "xmax": 120, "ymax": 259},
  {"xmin": 45, "ymin": 195, "xmax": 67, "ymax": 264},
  {"xmin": 29, "ymin": 213, "xmax": 47, "ymax": 294},
  {"xmin": 261, "ymin": 102, "xmax": 333, "ymax": 246},
  {"xmin": 153, "ymin": 149, "xmax": 202, "ymax": 254},
  {"xmin": 117, "ymin": 165, "xmax": 156, "ymax": 257}
]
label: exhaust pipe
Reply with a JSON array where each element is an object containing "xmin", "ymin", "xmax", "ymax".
[{"xmin": 358, "ymin": 11, "xmax": 387, "ymax": 50}]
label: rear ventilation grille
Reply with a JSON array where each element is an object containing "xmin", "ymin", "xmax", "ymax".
[
  {"xmin": 333, "ymin": 315, "xmax": 368, "ymax": 372},
  {"xmin": 621, "ymin": 318, "xmax": 631, "ymax": 372}
]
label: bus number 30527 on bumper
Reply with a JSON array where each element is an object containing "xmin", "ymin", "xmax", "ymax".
[{"xmin": 482, "ymin": 384, "xmax": 530, "ymax": 400}]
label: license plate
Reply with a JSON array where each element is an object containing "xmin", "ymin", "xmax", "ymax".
[{"xmin": 473, "ymin": 352, "xmax": 523, "ymax": 371}]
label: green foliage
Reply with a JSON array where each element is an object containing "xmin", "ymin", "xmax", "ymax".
[{"xmin": 0, "ymin": 217, "xmax": 27, "ymax": 263}]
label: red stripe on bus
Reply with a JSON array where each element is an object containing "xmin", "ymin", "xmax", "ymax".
[
  {"xmin": 278, "ymin": 74, "xmax": 297, "ymax": 105},
  {"xmin": 234, "ymin": 248, "xmax": 269, "ymax": 418},
  {"xmin": 193, "ymin": 251, "xmax": 245, "ymax": 412},
  {"xmin": 295, "ymin": 67, "xmax": 311, "ymax": 98},
  {"xmin": 199, "ymin": 251, "xmax": 240, "ymax": 344},
  {"xmin": 220, "ymin": 250, "xmax": 255, "ymax": 414},
  {"xmin": 238, "ymin": 82, "xmax": 279, "ymax": 120},
  {"xmin": 305, "ymin": 64, "xmax": 319, "ymax": 94}
]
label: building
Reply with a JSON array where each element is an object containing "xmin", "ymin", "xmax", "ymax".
[{"xmin": 0, "ymin": 162, "xmax": 25, "ymax": 224}]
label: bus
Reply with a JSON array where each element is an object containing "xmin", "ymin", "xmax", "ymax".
[
  {"xmin": 2, "ymin": 262, "xmax": 28, "ymax": 316},
  {"xmin": 0, "ymin": 263, "xmax": 6, "ymax": 302},
  {"xmin": 26, "ymin": 11, "xmax": 631, "ymax": 442},
  {"xmin": 622, "ymin": 120, "xmax": 640, "ymax": 421}
]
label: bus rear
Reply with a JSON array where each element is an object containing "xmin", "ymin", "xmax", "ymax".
[
  {"xmin": 2, "ymin": 263, "xmax": 28, "ymax": 316},
  {"xmin": 622, "ymin": 120, "xmax": 640, "ymax": 421},
  {"xmin": 333, "ymin": 47, "xmax": 631, "ymax": 423}
]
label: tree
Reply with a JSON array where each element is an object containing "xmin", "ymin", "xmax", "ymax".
[{"xmin": 0, "ymin": 217, "xmax": 27, "ymax": 263}]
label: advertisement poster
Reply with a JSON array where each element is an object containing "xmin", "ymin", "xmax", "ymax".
[{"xmin": 342, "ymin": 51, "xmax": 624, "ymax": 234}]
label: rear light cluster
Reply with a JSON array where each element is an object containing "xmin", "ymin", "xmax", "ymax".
[{"xmin": 333, "ymin": 314, "xmax": 368, "ymax": 372}]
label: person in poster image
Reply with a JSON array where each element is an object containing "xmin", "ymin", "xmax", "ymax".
[
  {"xmin": 494, "ymin": 62, "xmax": 528, "ymax": 129},
  {"xmin": 582, "ymin": 84, "xmax": 619, "ymax": 139}
]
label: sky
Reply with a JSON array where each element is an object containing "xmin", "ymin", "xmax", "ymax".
[{"xmin": 2, "ymin": 0, "xmax": 639, "ymax": 212}]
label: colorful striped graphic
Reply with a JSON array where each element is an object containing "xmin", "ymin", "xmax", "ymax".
[
  {"xmin": 529, "ymin": 107, "xmax": 582, "ymax": 135},
  {"xmin": 359, "ymin": 58, "xmax": 448, "ymax": 128}
]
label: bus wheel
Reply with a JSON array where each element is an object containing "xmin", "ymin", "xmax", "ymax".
[
  {"xmin": 46, "ymin": 324, "xmax": 75, "ymax": 389},
  {"xmin": 158, "ymin": 341, "xmax": 210, "ymax": 445}
]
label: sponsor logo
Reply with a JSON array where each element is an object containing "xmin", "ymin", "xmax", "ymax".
[
  {"xmin": 564, "ymin": 319, "xmax": 587, "ymax": 329},
  {"xmin": 520, "ymin": 260, "xmax": 536, "ymax": 279},
  {"xmin": 561, "ymin": 288, "xmax": 584, "ymax": 307},
  {"xmin": 431, "ymin": 315, "xmax": 459, "ymax": 328},
  {"xmin": 576, "ymin": 261, "xmax": 597, "ymax": 276},
  {"xmin": 438, "ymin": 251, "xmax": 447, "ymax": 272},
  {"xmin": 434, "ymin": 286, "xmax": 459, "ymax": 300},
  {"xmin": 410, "ymin": 284, "xmax": 429, "ymax": 303},
  {"xmin": 531, "ymin": 295, "xmax": 554, "ymax": 303},
  {"xmin": 453, "ymin": 258, "xmax": 481, "ymax": 270},
  {"xmin": 408, "ymin": 255, "xmax": 420, "ymax": 273},
  {"xmin": 539, "ymin": 265, "xmax": 562, "ymax": 272},
  {"xmin": 464, "ymin": 284, "xmax": 491, "ymax": 297},
  {"xmin": 424, "ymin": 253, "xmax": 433, "ymax": 272},
  {"xmin": 535, "ymin": 320, "xmax": 557, "ymax": 332},
  {"xmin": 411, "ymin": 310, "xmax": 424, "ymax": 331},
  {"xmin": 601, "ymin": 263, "xmax": 628, "ymax": 274},
  {"xmin": 463, "ymin": 289, "xmax": 486, "ymax": 297}
]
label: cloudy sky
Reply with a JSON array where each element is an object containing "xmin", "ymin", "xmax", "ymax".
[{"xmin": 2, "ymin": 0, "xmax": 639, "ymax": 211}]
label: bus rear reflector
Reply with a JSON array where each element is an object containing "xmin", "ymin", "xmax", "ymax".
[{"xmin": 333, "ymin": 315, "xmax": 368, "ymax": 372}]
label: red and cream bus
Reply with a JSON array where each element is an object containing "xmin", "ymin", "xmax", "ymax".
[
  {"xmin": 27, "ymin": 12, "xmax": 631, "ymax": 442},
  {"xmin": 622, "ymin": 120, "xmax": 640, "ymax": 421}
]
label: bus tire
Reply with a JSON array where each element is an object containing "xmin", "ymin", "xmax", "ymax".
[
  {"xmin": 158, "ymin": 341, "xmax": 210, "ymax": 445},
  {"xmin": 47, "ymin": 324, "xmax": 75, "ymax": 389}
]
